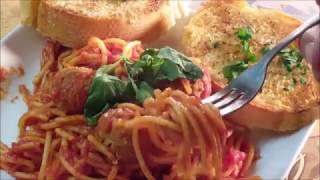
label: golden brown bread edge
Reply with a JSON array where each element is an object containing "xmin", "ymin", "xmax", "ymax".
[
  {"xmin": 21, "ymin": 0, "xmax": 179, "ymax": 48},
  {"xmin": 183, "ymin": 0, "xmax": 320, "ymax": 131},
  {"xmin": 212, "ymin": 82, "xmax": 320, "ymax": 132},
  {"xmin": 223, "ymin": 5, "xmax": 320, "ymax": 131}
]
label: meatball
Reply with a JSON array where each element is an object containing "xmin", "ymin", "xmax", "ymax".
[{"xmin": 39, "ymin": 67, "xmax": 94, "ymax": 114}]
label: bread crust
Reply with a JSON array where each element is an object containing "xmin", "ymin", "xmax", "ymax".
[
  {"xmin": 183, "ymin": 0, "xmax": 320, "ymax": 131},
  {"xmin": 212, "ymin": 81, "xmax": 320, "ymax": 131},
  {"xmin": 31, "ymin": 0, "xmax": 177, "ymax": 48}
]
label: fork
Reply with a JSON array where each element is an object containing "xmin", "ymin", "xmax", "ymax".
[{"xmin": 202, "ymin": 15, "xmax": 320, "ymax": 116}]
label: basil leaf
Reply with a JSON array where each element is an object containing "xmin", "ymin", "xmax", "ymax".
[
  {"xmin": 84, "ymin": 47, "xmax": 205, "ymax": 125},
  {"xmin": 84, "ymin": 64, "xmax": 134, "ymax": 125},
  {"xmin": 157, "ymin": 47, "xmax": 203, "ymax": 81},
  {"xmin": 136, "ymin": 81, "xmax": 154, "ymax": 103},
  {"xmin": 156, "ymin": 60, "xmax": 186, "ymax": 81}
]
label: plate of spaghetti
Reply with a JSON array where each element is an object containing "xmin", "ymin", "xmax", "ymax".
[
  {"xmin": 0, "ymin": 1, "xmax": 318, "ymax": 179},
  {"xmin": 1, "ymin": 28, "xmax": 263, "ymax": 179},
  {"xmin": 0, "ymin": 25, "xmax": 316, "ymax": 180}
]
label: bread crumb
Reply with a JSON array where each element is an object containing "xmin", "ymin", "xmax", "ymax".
[
  {"xmin": 0, "ymin": 65, "xmax": 25, "ymax": 100},
  {"xmin": 10, "ymin": 96, "xmax": 19, "ymax": 103}
]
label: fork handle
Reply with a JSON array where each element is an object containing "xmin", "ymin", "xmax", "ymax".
[{"xmin": 260, "ymin": 15, "xmax": 320, "ymax": 67}]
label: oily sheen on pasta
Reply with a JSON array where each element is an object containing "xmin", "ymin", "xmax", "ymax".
[{"xmin": 0, "ymin": 38, "xmax": 259, "ymax": 180}]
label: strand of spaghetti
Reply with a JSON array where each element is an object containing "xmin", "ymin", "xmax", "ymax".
[
  {"xmin": 235, "ymin": 135, "xmax": 245, "ymax": 150},
  {"xmin": 18, "ymin": 85, "xmax": 31, "ymax": 104},
  {"xmin": 80, "ymin": 53, "xmax": 101, "ymax": 60},
  {"xmin": 125, "ymin": 116, "xmax": 181, "ymax": 132},
  {"xmin": 107, "ymin": 166, "xmax": 118, "ymax": 180},
  {"xmin": 86, "ymin": 153, "xmax": 111, "ymax": 171},
  {"xmin": 77, "ymin": 57, "xmax": 105, "ymax": 66},
  {"xmin": 226, "ymin": 134, "xmax": 235, "ymax": 150},
  {"xmin": 116, "ymin": 176, "xmax": 129, "ymax": 180},
  {"xmin": 11, "ymin": 172, "xmax": 37, "ymax": 179},
  {"xmin": 51, "ymin": 138, "xmax": 61, "ymax": 151},
  {"xmin": 202, "ymin": 103, "xmax": 226, "ymax": 133},
  {"xmin": 50, "ymin": 108, "xmax": 66, "ymax": 117},
  {"xmin": 223, "ymin": 164, "xmax": 236, "ymax": 176},
  {"xmin": 148, "ymin": 154, "xmax": 177, "ymax": 164},
  {"xmin": 65, "ymin": 126, "xmax": 90, "ymax": 136},
  {"xmin": 0, "ymin": 143, "xmax": 9, "ymax": 152},
  {"xmin": 19, "ymin": 112, "xmax": 48, "ymax": 137},
  {"xmin": 66, "ymin": 56, "xmax": 81, "ymax": 67},
  {"xmin": 24, "ymin": 130, "xmax": 43, "ymax": 137},
  {"xmin": 184, "ymin": 108, "xmax": 208, "ymax": 168},
  {"xmin": 47, "ymin": 154, "xmax": 64, "ymax": 179},
  {"xmin": 11, "ymin": 142, "xmax": 39, "ymax": 151},
  {"xmin": 117, "ymin": 103, "xmax": 144, "ymax": 115},
  {"xmin": 132, "ymin": 125, "xmax": 155, "ymax": 180},
  {"xmin": 87, "ymin": 134, "xmax": 116, "ymax": 161},
  {"xmin": 0, "ymin": 156, "xmax": 35, "ymax": 171},
  {"xmin": 176, "ymin": 93, "xmax": 217, "ymax": 172},
  {"xmin": 147, "ymin": 126, "xmax": 178, "ymax": 153},
  {"xmin": 96, "ymin": 169, "xmax": 108, "ymax": 177},
  {"xmin": 20, "ymin": 136, "xmax": 46, "ymax": 144},
  {"xmin": 174, "ymin": 95, "xmax": 213, "ymax": 140},
  {"xmin": 55, "ymin": 128, "xmax": 74, "ymax": 141},
  {"xmin": 188, "ymin": 102, "xmax": 220, "ymax": 177},
  {"xmin": 171, "ymin": 89, "xmax": 225, "ymax": 178},
  {"xmin": 199, "ymin": 104, "xmax": 224, "ymax": 178},
  {"xmin": 122, "ymin": 41, "xmax": 141, "ymax": 58},
  {"xmin": 33, "ymin": 57, "xmax": 53, "ymax": 86},
  {"xmin": 88, "ymin": 37, "xmax": 108, "ymax": 65},
  {"xmin": 40, "ymin": 115, "xmax": 85, "ymax": 130},
  {"xmin": 104, "ymin": 38, "xmax": 128, "ymax": 47},
  {"xmin": 39, "ymin": 131, "xmax": 53, "ymax": 180},
  {"xmin": 166, "ymin": 98, "xmax": 191, "ymax": 175},
  {"xmin": 58, "ymin": 50, "xmax": 72, "ymax": 70},
  {"xmin": 62, "ymin": 56, "xmax": 79, "ymax": 69},
  {"xmin": 0, "ymin": 161, "xmax": 10, "ymax": 170},
  {"xmin": 240, "ymin": 142, "xmax": 255, "ymax": 176},
  {"xmin": 58, "ymin": 154, "xmax": 105, "ymax": 180},
  {"xmin": 213, "ymin": 130, "xmax": 223, "ymax": 178}
]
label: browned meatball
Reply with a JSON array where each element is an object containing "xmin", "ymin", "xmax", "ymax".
[{"xmin": 39, "ymin": 67, "xmax": 94, "ymax": 114}]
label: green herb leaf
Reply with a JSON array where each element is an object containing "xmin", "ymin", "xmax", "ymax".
[
  {"xmin": 246, "ymin": 52, "xmax": 257, "ymax": 63},
  {"xmin": 212, "ymin": 41, "xmax": 220, "ymax": 48},
  {"xmin": 136, "ymin": 81, "xmax": 154, "ymax": 103},
  {"xmin": 300, "ymin": 77, "xmax": 306, "ymax": 84},
  {"xmin": 261, "ymin": 46, "xmax": 271, "ymax": 55},
  {"xmin": 236, "ymin": 27, "xmax": 253, "ymax": 41},
  {"xmin": 223, "ymin": 61, "xmax": 249, "ymax": 81},
  {"xmin": 236, "ymin": 27, "xmax": 257, "ymax": 63},
  {"xmin": 84, "ymin": 47, "xmax": 204, "ymax": 125},
  {"xmin": 84, "ymin": 64, "xmax": 134, "ymax": 125},
  {"xmin": 157, "ymin": 47, "xmax": 203, "ymax": 81},
  {"xmin": 280, "ymin": 47, "xmax": 304, "ymax": 74}
]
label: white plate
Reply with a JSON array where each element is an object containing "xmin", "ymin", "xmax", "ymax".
[{"xmin": 0, "ymin": 1, "xmax": 319, "ymax": 179}]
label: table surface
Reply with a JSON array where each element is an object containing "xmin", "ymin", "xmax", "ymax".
[{"xmin": 1, "ymin": 0, "xmax": 319, "ymax": 179}]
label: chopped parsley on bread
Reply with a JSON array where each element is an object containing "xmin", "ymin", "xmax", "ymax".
[{"xmin": 183, "ymin": 0, "xmax": 320, "ymax": 131}]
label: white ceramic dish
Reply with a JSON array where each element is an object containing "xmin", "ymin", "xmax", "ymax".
[{"xmin": 0, "ymin": 1, "xmax": 319, "ymax": 179}]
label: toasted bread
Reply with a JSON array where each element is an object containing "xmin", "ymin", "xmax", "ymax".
[
  {"xmin": 20, "ymin": 0, "xmax": 185, "ymax": 48},
  {"xmin": 183, "ymin": 0, "xmax": 320, "ymax": 131}
]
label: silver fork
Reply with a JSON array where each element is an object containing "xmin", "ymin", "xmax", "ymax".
[{"xmin": 202, "ymin": 15, "xmax": 320, "ymax": 116}]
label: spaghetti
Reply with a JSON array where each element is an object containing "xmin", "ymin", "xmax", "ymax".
[{"xmin": 0, "ymin": 37, "xmax": 259, "ymax": 179}]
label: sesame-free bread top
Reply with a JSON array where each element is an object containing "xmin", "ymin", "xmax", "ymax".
[
  {"xmin": 183, "ymin": 0, "xmax": 320, "ymax": 131},
  {"xmin": 21, "ymin": 0, "xmax": 185, "ymax": 48}
]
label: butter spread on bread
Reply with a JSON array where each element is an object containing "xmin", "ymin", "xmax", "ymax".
[
  {"xmin": 183, "ymin": 0, "xmax": 320, "ymax": 131},
  {"xmin": 20, "ymin": 0, "xmax": 185, "ymax": 48}
]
